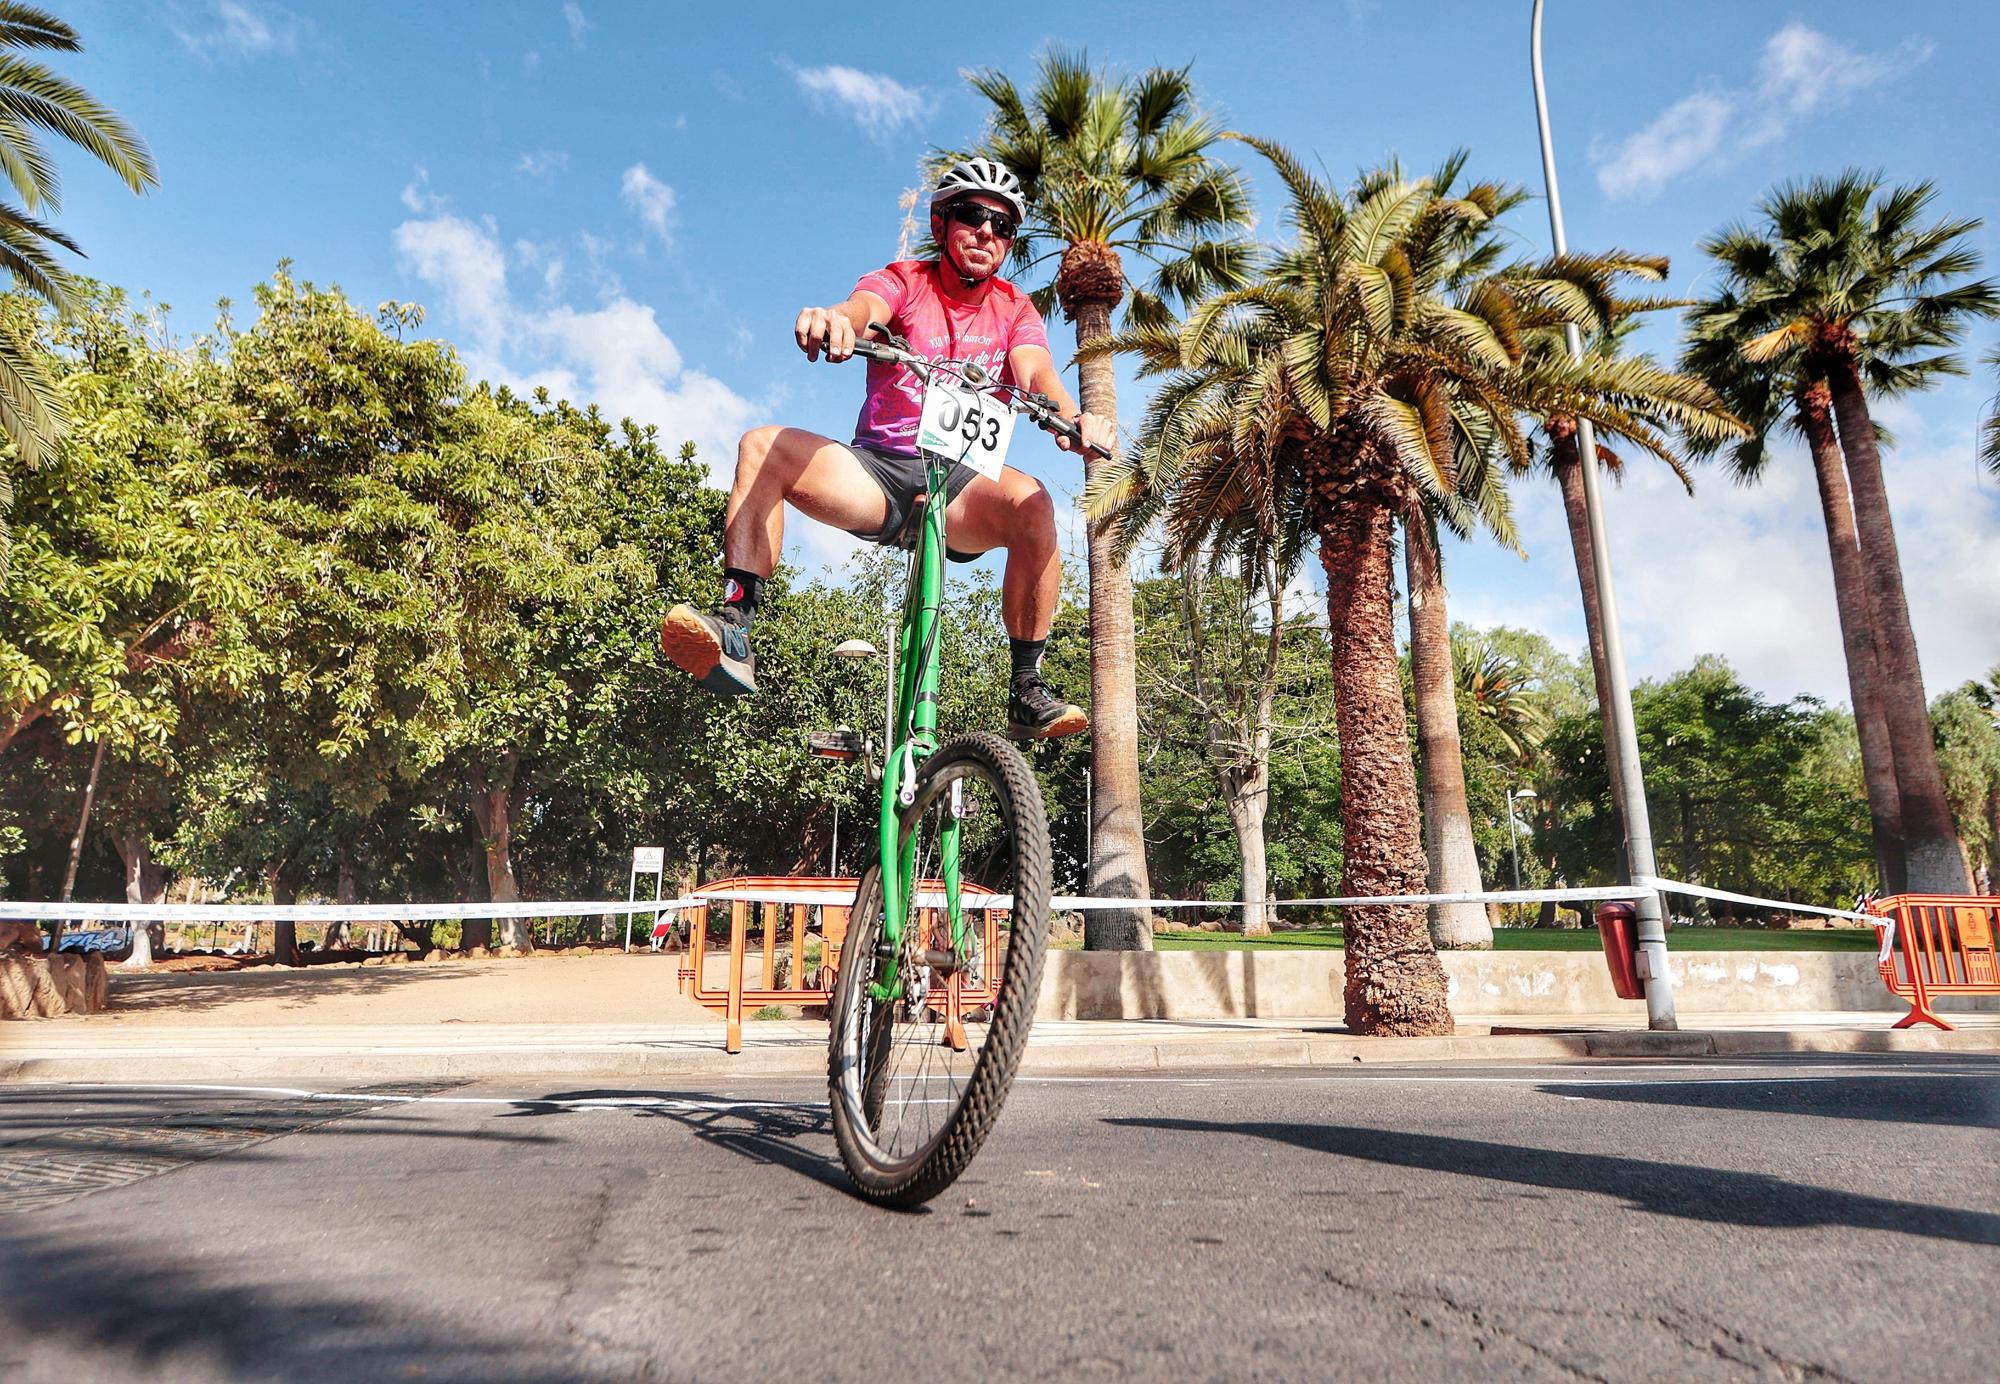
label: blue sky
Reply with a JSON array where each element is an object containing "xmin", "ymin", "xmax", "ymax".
[{"xmin": 55, "ymin": 1, "xmax": 2000, "ymax": 706}]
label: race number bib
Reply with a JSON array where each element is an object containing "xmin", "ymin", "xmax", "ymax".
[{"xmin": 916, "ymin": 378, "xmax": 1016, "ymax": 481}]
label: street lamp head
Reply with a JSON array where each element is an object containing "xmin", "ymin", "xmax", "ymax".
[
  {"xmin": 832, "ymin": 639, "xmax": 879, "ymax": 659},
  {"xmin": 1513, "ymin": 788, "xmax": 1537, "ymax": 801}
]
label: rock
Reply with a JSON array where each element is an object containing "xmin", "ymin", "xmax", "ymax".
[
  {"xmin": 382, "ymin": 952, "xmax": 409, "ymax": 964},
  {"xmin": 360, "ymin": 956, "xmax": 384, "ymax": 967},
  {"xmin": 467, "ymin": 946, "xmax": 493, "ymax": 960},
  {"xmin": 1196, "ymin": 920, "xmax": 1224, "ymax": 932}
]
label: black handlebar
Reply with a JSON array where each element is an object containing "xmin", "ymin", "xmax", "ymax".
[{"xmin": 840, "ymin": 325, "xmax": 1108, "ymax": 460}]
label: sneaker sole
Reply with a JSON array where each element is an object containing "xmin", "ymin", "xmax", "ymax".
[
  {"xmin": 1008, "ymin": 708, "xmax": 1090, "ymax": 742},
  {"xmin": 660, "ymin": 607, "xmax": 722, "ymax": 678},
  {"xmin": 661, "ymin": 608, "xmax": 757, "ymax": 696}
]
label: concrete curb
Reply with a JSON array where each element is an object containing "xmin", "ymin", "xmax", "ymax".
[{"xmin": 5, "ymin": 1023, "xmax": 1996, "ymax": 1087}]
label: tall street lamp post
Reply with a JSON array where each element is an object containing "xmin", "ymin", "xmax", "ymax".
[
  {"xmin": 1531, "ymin": 0, "xmax": 1678, "ymax": 1029},
  {"xmin": 1505, "ymin": 787, "xmax": 1537, "ymax": 893},
  {"xmin": 831, "ymin": 639, "xmax": 884, "ymax": 877}
]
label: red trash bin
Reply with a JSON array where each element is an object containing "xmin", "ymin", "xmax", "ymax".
[{"xmin": 1595, "ymin": 901, "xmax": 1645, "ymax": 1000}]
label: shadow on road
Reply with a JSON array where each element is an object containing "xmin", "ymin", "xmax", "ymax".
[
  {"xmin": 0, "ymin": 1224, "xmax": 596, "ymax": 1382},
  {"xmin": 1543, "ymin": 1070, "xmax": 2000, "ymax": 1130},
  {"xmin": 502, "ymin": 1088, "xmax": 849, "ymax": 1193},
  {"xmin": 1105, "ymin": 1116, "xmax": 2000, "ymax": 1247}
]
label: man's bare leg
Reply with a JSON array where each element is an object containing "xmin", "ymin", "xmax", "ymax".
[
  {"xmin": 945, "ymin": 469, "xmax": 1086, "ymax": 739},
  {"xmin": 661, "ymin": 426, "xmax": 887, "ymax": 694},
  {"xmin": 723, "ymin": 426, "xmax": 891, "ymax": 575}
]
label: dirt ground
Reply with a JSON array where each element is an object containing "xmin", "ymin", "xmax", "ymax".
[{"xmin": 48, "ymin": 952, "xmax": 719, "ymax": 1028}]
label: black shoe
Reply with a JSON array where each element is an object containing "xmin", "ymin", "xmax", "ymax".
[
  {"xmin": 660, "ymin": 605, "xmax": 757, "ymax": 697},
  {"xmin": 1007, "ymin": 675, "xmax": 1088, "ymax": 741}
]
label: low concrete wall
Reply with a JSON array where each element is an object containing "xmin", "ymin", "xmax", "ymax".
[{"xmin": 1032, "ymin": 948, "xmax": 2000, "ymax": 1021}]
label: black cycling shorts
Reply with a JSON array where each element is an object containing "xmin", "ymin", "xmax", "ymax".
[{"xmin": 837, "ymin": 442, "xmax": 985, "ymax": 563}]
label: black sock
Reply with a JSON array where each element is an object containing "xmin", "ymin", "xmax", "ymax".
[
  {"xmin": 721, "ymin": 568, "xmax": 764, "ymax": 628},
  {"xmin": 1009, "ymin": 637, "xmax": 1047, "ymax": 685}
]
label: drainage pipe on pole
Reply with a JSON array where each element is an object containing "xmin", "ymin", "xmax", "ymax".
[{"xmin": 1530, "ymin": 0, "xmax": 1677, "ymax": 1029}]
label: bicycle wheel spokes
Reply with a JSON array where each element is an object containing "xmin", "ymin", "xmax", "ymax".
[
  {"xmin": 828, "ymin": 732, "xmax": 1050, "ymax": 1205},
  {"xmin": 863, "ymin": 757, "xmax": 1011, "ymax": 1163}
]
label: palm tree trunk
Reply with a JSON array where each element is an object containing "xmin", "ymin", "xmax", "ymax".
[
  {"xmin": 1402, "ymin": 514, "xmax": 1490, "ymax": 948},
  {"xmin": 1795, "ymin": 381, "xmax": 1905, "ymax": 891},
  {"xmin": 1550, "ymin": 426, "xmax": 1629, "ymax": 877},
  {"xmin": 1318, "ymin": 491, "xmax": 1452, "ymax": 1035},
  {"xmin": 1070, "ymin": 298, "xmax": 1152, "ymax": 950},
  {"xmin": 1826, "ymin": 366, "xmax": 1970, "ymax": 891}
]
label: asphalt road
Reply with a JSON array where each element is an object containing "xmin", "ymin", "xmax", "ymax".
[{"xmin": 2, "ymin": 1055, "xmax": 1996, "ymax": 1382}]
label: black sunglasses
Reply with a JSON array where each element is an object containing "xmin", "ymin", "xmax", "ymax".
[{"xmin": 946, "ymin": 202, "xmax": 1019, "ymax": 238}]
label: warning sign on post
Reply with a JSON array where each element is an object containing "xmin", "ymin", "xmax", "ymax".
[{"xmin": 632, "ymin": 846, "xmax": 665, "ymax": 873}]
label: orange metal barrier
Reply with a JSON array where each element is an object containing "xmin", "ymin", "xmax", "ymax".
[
  {"xmin": 1866, "ymin": 894, "xmax": 2000, "ymax": 1031},
  {"xmin": 670, "ymin": 875, "xmax": 1008, "ymax": 1053}
]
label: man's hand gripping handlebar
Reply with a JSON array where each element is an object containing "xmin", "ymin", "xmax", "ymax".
[{"xmin": 842, "ymin": 324, "xmax": 1112, "ymax": 461}]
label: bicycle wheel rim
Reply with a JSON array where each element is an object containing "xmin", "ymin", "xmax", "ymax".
[{"xmin": 829, "ymin": 751, "xmax": 1024, "ymax": 1178}]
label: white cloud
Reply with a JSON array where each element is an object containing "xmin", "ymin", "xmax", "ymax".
[
  {"xmin": 1592, "ymin": 23, "xmax": 1929, "ymax": 200},
  {"xmin": 392, "ymin": 204, "xmax": 762, "ymax": 480},
  {"xmin": 620, "ymin": 164, "xmax": 676, "ymax": 249},
  {"xmin": 400, "ymin": 168, "xmax": 445, "ymax": 214},
  {"xmin": 784, "ymin": 62, "xmax": 933, "ymax": 138},
  {"xmin": 562, "ymin": 2, "xmax": 590, "ymax": 48},
  {"xmin": 1509, "ymin": 425, "xmax": 2000, "ymax": 707},
  {"xmin": 516, "ymin": 149, "xmax": 568, "ymax": 177},
  {"xmin": 174, "ymin": 0, "xmax": 305, "ymax": 59}
]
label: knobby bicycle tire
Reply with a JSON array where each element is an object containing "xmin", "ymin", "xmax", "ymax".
[{"xmin": 826, "ymin": 731, "xmax": 1052, "ymax": 1207}]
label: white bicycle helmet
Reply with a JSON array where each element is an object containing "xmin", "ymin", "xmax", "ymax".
[{"xmin": 930, "ymin": 157, "xmax": 1026, "ymax": 223}]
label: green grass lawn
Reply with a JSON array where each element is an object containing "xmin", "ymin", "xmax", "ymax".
[{"xmin": 1047, "ymin": 925, "xmax": 1877, "ymax": 953}]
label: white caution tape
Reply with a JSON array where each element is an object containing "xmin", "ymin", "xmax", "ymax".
[
  {"xmin": 3, "ymin": 878, "xmax": 1872, "ymax": 926},
  {"xmin": 1633, "ymin": 875, "xmax": 1874, "ymax": 923},
  {"xmin": 0, "ymin": 898, "xmax": 692, "ymax": 924},
  {"xmin": 5, "ymin": 882, "xmax": 1650, "ymax": 923}
]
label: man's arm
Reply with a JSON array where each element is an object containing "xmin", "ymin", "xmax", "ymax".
[
  {"xmin": 1008, "ymin": 343, "xmax": 1118, "ymax": 458},
  {"xmin": 796, "ymin": 291, "xmax": 892, "ymax": 362}
]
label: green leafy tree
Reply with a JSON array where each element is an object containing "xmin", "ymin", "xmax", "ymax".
[
  {"xmin": 945, "ymin": 51, "xmax": 1253, "ymax": 951},
  {"xmin": 1688, "ymin": 173, "xmax": 1999, "ymax": 892},
  {"xmin": 1090, "ymin": 144, "xmax": 1738, "ymax": 1033},
  {"xmin": 1932, "ymin": 682, "xmax": 2000, "ymax": 890},
  {"xmin": 0, "ymin": 286, "xmax": 275, "ymax": 760},
  {"xmin": 1543, "ymin": 658, "xmax": 1873, "ymax": 909},
  {"xmin": 0, "ymin": 2, "xmax": 158, "ymax": 578},
  {"xmin": 1133, "ymin": 559, "xmax": 1331, "ymax": 934}
]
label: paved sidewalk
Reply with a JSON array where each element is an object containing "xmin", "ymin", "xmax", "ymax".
[{"xmin": 3, "ymin": 953, "xmax": 1995, "ymax": 1083}]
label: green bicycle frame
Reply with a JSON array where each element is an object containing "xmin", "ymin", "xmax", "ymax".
[{"xmin": 869, "ymin": 447, "xmax": 968, "ymax": 1003}]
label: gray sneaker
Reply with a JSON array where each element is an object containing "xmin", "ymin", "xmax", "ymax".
[
  {"xmin": 1007, "ymin": 675, "xmax": 1087, "ymax": 740},
  {"xmin": 660, "ymin": 605, "xmax": 757, "ymax": 697}
]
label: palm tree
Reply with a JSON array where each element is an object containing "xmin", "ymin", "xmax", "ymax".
[
  {"xmin": 1684, "ymin": 287, "xmax": 1907, "ymax": 889},
  {"xmin": 1091, "ymin": 144, "xmax": 1739, "ymax": 1033},
  {"xmin": 1693, "ymin": 172, "xmax": 1999, "ymax": 892},
  {"xmin": 945, "ymin": 51, "xmax": 1252, "ymax": 950},
  {"xmin": 0, "ymin": 1, "xmax": 157, "ymax": 586},
  {"xmin": 1980, "ymin": 348, "xmax": 1999, "ymax": 477},
  {"xmin": 1455, "ymin": 639, "xmax": 1552, "ymax": 761}
]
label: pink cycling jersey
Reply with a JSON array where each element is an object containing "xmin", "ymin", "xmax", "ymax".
[{"xmin": 849, "ymin": 260, "xmax": 1050, "ymax": 457}]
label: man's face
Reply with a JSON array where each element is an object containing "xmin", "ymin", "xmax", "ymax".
[{"xmin": 937, "ymin": 193, "xmax": 1016, "ymax": 279}]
